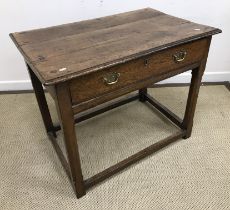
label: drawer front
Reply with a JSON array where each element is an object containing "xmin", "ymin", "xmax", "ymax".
[{"xmin": 70, "ymin": 38, "xmax": 208, "ymax": 104}]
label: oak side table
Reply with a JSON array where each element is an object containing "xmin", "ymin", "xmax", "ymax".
[{"xmin": 10, "ymin": 8, "xmax": 221, "ymax": 198}]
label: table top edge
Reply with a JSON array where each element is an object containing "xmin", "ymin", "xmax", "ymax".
[
  {"xmin": 42, "ymin": 28, "xmax": 221, "ymax": 86},
  {"xmin": 9, "ymin": 8, "xmax": 222, "ymax": 86}
]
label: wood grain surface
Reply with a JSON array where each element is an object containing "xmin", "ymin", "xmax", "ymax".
[
  {"xmin": 10, "ymin": 8, "xmax": 221, "ymax": 85},
  {"xmin": 70, "ymin": 38, "xmax": 208, "ymax": 104}
]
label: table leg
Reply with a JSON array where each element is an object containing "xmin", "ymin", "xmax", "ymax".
[
  {"xmin": 27, "ymin": 63, "xmax": 56, "ymax": 136},
  {"xmin": 182, "ymin": 37, "xmax": 212, "ymax": 139},
  {"xmin": 182, "ymin": 68, "xmax": 202, "ymax": 138},
  {"xmin": 139, "ymin": 88, "xmax": 147, "ymax": 102},
  {"xmin": 55, "ymin": 82, "xmax": 86, "ymax": 198}
]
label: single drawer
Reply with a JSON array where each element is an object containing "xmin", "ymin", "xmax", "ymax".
[{"xmin": 70, "ymin": 38, "xmax": 208, "ymax": 104}]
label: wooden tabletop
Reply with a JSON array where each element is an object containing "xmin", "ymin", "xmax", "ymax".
[{"xmin": 10, "ymin": 8, "xmax": 221, "ymax": 85}]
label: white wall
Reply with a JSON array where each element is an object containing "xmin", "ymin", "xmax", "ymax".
[{"xmin": 0, "ymin": 0, "xmax": 229, "ymax": 90}]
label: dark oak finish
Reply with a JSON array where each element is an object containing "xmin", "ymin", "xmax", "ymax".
[
  {"xmin": 47, "ymin": 132, "xmax": 71, "ymax": 180},
  {"xmin": 72, "ymin": 62, "xmax": 201, "ymax": 114},
  {"xmin": 139, "ymin": 88, "xmax": 147, "ymax": 102},
  {"xmin": 10, "ymin": 8, "xmax": 221, "ymax": 198},
  {"xmin": 10, "ymin": 8, "xmax": 220, "ymax": 85},
  {"xmin": 54, "ymin": 83, "xmax": 86, "ymax": 198},
  {"xmin": 69, "ymin": 38, "xmax": 208, "ymax": 104},
  {"xmin": 53, "ymin": 93, "xmax": 139, "ymax": 131},
  {"xmin": 182, "ymin": 37, "xmax": 212, "ymax": 138},
  {"xmin": 27, "ymin": 64, "xmax": 56, "ymax": 137}
]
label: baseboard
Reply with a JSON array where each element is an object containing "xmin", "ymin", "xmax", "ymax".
[
  {"xmin": 0, "ymin": 80, "xmax": 32, "ymax": 91},
  {"xmin": 0, "ymin": 72, "xmax": 230, "ymax": 91}
]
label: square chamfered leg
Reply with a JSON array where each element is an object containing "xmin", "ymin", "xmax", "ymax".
[
  {"xmin": 54, "ymin": 82, "xmax": 86, "ymax": 198},
  {"xmin": 27, "ymin": 63, "xmax": 56, "ymax": 137},
  {"xmin": 182, "ymin": 67, "xmax": 204, "ymax": 138},
  {"xmin": 182, "ymin": 37, "xmax": 212, "ymax": 138},
  {"xmin": 27, "ymin": 63, "xmax": 85, "ymax": 198}
]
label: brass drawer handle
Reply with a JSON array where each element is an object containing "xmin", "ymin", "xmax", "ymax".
[
  {"xmin": 103, "ymin": 72, "xmax": 120, "ymax": 85},
  {"xmin": 173, "ymin": 50, "xmax": 187, "ymax": 63}
]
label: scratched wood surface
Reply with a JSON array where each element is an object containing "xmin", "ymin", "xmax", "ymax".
[
  {"xmin": 70, "ymin": 38, "xmax": 208, "ymax": 104},
  {"xmin": 10, "ymin": 8, "xmax": 221, "ymax": 85}
]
